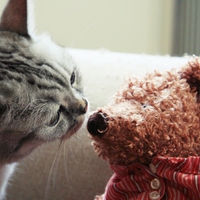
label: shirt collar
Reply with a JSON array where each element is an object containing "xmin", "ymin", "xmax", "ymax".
[{"xmin": 111, "ymin": 156, "xmax": 200, "ymax": 177}]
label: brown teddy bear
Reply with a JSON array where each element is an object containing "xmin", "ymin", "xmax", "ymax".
[{"xmin": 87, "ymin": 58, "xmax": 200, "ymax": 200}]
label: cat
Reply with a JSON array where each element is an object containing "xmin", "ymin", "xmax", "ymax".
[{"xmin": 0, "ymin": 0, "xmax": 88, "ymax": 199}]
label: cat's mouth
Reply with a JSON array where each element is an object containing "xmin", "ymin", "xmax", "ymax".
[
  {"xmin": 14, "ymin": 132, "xmax": 41, "ymax": 154},
  {"xmin": 10, "ymin": 133, "xmax": 41, "ymax": 163},
  {"xmin": 0, "ymin": 131, "xmax": 42, "ymax": 164}
]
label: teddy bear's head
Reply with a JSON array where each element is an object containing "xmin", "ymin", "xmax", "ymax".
[{"xmin": 87, "ymin": 58, "xmax": 200, "ymax": 166}]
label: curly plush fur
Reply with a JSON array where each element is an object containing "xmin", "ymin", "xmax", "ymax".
[
  {"xmin": 88, "ymin": 58, "xmax": 200, "ymax": 166},
  {"xmin": 87, "ymin": 58, "xmax": 200, "ymax": 199}
]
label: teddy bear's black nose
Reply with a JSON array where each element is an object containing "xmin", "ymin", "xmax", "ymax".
[{"xmin": 87, "ymin": 112, "xmax": 108, "ymax": 136}]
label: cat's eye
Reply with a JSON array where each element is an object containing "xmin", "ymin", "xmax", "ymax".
[
  {"xmin": 47, "ymin": 111, "xmax": 60, "ymax": 127},
  {"xmin": 70, "ymin": 71, "xmax": 75, "ymax": 85}
]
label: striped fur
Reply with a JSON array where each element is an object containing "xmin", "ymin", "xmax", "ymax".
[
  {"xmin": 0, "ymin": 0, "xmax": 88, "ymax": 199},
  {"xmin": 0, "ymin": 33, "xmax": 88, "ymax": 164}
]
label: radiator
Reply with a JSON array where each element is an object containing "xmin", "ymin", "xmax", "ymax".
[{"xmin": 173, "ymin": 0, "xmax": 200, "ymax": 56}]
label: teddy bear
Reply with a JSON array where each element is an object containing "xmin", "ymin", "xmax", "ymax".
[{"xmin": 87, "ymin": 57, "xmax": 200, "ymax": 200}]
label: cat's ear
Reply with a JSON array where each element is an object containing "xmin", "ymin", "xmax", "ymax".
[{"xmin": 0, "ymin": 0, "xmax": 29, "ymax": 37}]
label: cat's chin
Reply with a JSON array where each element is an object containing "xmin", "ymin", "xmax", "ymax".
[
  {"xmin": 0, "ymin": 134, "xmax": 42, "ymax": 164},
  {"xmin": 62, "ymin": 116, "xmax": 85, "ymax": 141},
  {"xmin": 0, "ymin": 114, "xmax": 86, "ymax": 165}
]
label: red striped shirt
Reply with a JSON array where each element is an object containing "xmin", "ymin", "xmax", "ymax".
[{"xmin": 102, "ymin": 156, "xmax": 200, "ymax": 200}]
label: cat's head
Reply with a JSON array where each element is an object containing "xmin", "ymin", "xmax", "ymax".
[{"xmin": 0, "ymin": 0, "xmax": 88, "ymax": 164}]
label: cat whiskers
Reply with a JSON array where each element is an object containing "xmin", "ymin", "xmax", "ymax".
[
  {"xmin": 44, "ymin": 141, "xmax": 63, "ymax": 200},
  {"xmin": 19, "ymin": 99, "xmax": 48, "ymax": 127},
  {"xmin": 19, "ymin": 99, "xmax": 36, "ymax": 118},
  {"xmin": 62, "ymin": 138, "xmax": 71, "ymax": 186},
  {"xmin": 69, "ymin": 22, "xmax": 98, "ymax": 48}
]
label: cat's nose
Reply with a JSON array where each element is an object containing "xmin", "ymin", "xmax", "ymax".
[
  {"xmin": 87, "ymin": 112, "xmax": 108, "ymax": 136},
  {"xmin": 78, "ymin": 98, "xmax": 88, "ymax": 115}
]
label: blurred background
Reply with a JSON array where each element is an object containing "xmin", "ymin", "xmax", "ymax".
[{"xmin": 0, "ymin": 0, "xmax": 200, "ymax": 56}]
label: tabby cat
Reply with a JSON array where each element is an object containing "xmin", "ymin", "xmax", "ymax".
[{"xmin": 0, "ymin": 0, "xmax": 88, "ymax": 199}]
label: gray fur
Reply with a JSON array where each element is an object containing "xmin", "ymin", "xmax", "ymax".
[
  {"xmin": 0, "ymin": 1, "xmax": 88, "ymax": 165},
  {"xmin": 0, "ymin": 32, "xmax": 88, "ymax": 165},
  {"xmin": 0, "ymin": 1, "xmax": 89, "ymax": 199}
]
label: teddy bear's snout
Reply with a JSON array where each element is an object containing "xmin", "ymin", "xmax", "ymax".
[{"xmin": 87, "ymin": 112, "xmax": 108, "ymax": 137}]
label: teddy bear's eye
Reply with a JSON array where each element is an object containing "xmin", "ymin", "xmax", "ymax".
[{"xmin": 142, "ymin": 104, "xmax": 148, "ymax": 108}]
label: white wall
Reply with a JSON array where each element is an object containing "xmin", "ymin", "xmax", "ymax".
[{"xmin": 0, "ymin": 0, "xmax": 174, "ymax": 55}]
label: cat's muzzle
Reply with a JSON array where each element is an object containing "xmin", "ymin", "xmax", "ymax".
[
  {"xmin": 74, "ymin": 98, "xmax": 88, "ymax": 115},
  {"xmin": 80, "ymin": 98, "xmax": 88, "ymax": 114},
  {"xmin": 87, "ymin": 112, "xmax": 108, "ymax": 137}
]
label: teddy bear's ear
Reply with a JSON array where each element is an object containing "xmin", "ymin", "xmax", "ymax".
[{"xmin": 180, "ymin": 58, "xmax": 200, "ymax": 101}]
